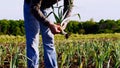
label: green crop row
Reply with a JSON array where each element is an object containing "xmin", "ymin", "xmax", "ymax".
[{"xmin": 0, "ymin": 34, "xmax": 120, "ymax": 68}]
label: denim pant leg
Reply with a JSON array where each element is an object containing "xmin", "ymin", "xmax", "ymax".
[
  {"xmin": 24, "ymin": 3, "xmax": 39, "ymax": 68},
  {"xmin": 39, "ymin": 15, "xmax": 58, "ymax": 68},
  {"xmin": 40, "ymin": 23, "xmax": 58, "ymax": 68}
]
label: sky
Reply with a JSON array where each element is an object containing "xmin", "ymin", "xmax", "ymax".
[{"xmin": 0, "ymin": 0, "xmax": 120, "ymax": 22}]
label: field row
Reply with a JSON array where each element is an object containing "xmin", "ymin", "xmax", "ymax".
[{"xmin": 0, "ymin": 33, "xmax": 120, "ymax": 68}]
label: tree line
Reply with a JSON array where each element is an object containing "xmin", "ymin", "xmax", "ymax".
[
  {"xmin": 66, "ymin": 19, "xmax": 120, "ymax": 34},
  {"xmin": 0, "ymin": 19, "xmax": 120, "ymax": 36},
  {"xmin": 0, "ymin": 19, "xmax": 24, "ymax": 36}
]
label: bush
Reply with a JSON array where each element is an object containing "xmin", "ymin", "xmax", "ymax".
[
  {"xmin": 1, "ymin": 19, "xmax": 120, "ymax": 35},
  {"xmin": 82, "ymin": 19, "xmax": 99, "ymax": 34},
  {"xmin": 66, "ymin": 21, "xmax": 80, "ymax": 34},
  {"xmin": 0, "ymin": 19, "xmax": 24, "ymax": 36}
]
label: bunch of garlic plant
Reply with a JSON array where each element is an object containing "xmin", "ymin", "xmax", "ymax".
[{"xmin": 47, "ymin": 4, "xmax": 80, "ymax": 39}]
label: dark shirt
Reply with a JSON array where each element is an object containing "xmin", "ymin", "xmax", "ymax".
[{"xmin": 25, "ymin": 0, "xmax": 73, "ymax": 26}]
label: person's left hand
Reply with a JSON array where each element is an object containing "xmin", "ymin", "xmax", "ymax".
[{"xmin": 49, "ymin": 23, "xmax": 62, "ymax": 34}]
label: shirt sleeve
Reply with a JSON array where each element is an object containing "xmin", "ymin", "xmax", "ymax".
[
  {"xmin": 63, "ymin": 0, "xmax": 73, "ymax": 18},
  {"xmin": 30, "ymin": 0, "xmax": 50, "ymax": 26}
]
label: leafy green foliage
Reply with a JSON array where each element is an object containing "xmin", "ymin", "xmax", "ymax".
[
  {"xmin": 1, "ymin": 19, "xmax": 120, "ymax": 35},
  {"xmin": 82, "ymin": 19, "xmax": 99, "ymax": 34},
  {"xmin": 0, "ymin": 19, "xmax": 24, "ymax": 36},
  {"xmin": 47, "ymin": 5, "xmax": 80, "ymax": 37},
  {"xmin": 66, "ymin": 21, "xmax": 80, "ymax": 34}
]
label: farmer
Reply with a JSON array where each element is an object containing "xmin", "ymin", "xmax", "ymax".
[{"xmin": 23, "ymin": 0, "xmax": 73, "ymax": 68}]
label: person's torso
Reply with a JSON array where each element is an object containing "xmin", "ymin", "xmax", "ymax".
[
  {"xmin": 41, "ymin": 0, "xmax": 61, "ymax": 9},
  {"xmin": 25, "ymin": 0, "xmax": 61, "ymax": 9}
]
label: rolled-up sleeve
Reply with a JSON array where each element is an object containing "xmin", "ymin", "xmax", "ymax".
[{"xmin": 30, "ymin": 0, "xmax": 50, "ymax": 26}]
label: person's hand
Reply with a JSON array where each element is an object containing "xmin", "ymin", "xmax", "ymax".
[{"xmin": 49, "ymin": 23, "xmax": 62, "ymax": 34}]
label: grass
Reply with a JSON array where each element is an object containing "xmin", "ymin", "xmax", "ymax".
[{"xmin": 0, "ymin": 33, "xmax": 120, "ymax": 68}]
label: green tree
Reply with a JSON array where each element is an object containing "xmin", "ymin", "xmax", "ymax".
[
  {"xmin": 98, "ymin": 19, "xmax": 118, "ymax": 33},
  {"xmin": 9, "ymin": 20, "xmax": 22, "ymax": 35},
  {"xmin": 66, "ymin": 21, "xmax": 80, "ymax": 34},
  {"xmin": 17, "ymin": 20, "xmax": 25, "ymax": 36},
  {"xmin": 0, "ymin": 19, "xmax": 10, "ymax": 34},
  {"xmin": 82, "ymin": 19, "xmax": 99, "ymax": 34}
]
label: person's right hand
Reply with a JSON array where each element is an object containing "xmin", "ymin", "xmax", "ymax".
[{"xmin": 49, "ymin": 23, "xmax": 62, "ymax": 34}]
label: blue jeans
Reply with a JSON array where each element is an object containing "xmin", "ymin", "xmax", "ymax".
[{"xmin": 24, "ymin": 2, "xmax": 58, "ymax": 68}]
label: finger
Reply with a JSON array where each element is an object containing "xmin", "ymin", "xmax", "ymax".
[
  {"xmin": 56, "ymin": 29, "xmax": 61, "ymax": 33},
  {"xmin": 57, "ymin": 26, "xmax": 63, "ymax": 32},
  {"xmin": 58, "ymin": 27, "xmax": 62, "ymax": 32},
  {"xmin": 55, "ymin": 27, "xmax": 61, "ymax": 33}
]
